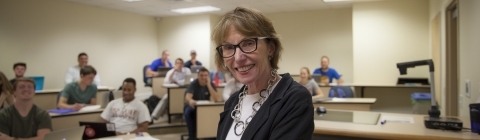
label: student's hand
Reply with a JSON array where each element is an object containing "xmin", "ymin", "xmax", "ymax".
[
  {"xmin": 73, "ymin": 103, "xmax": 84, "ymax": 111},
  {"xmin": 188, "ymin": 100, "xmax": 196, "ymax": 108},
  {"xmin": 0, "ymin": 132, "xmax": 14, "ymax": 140},
  {"xmin": 206, "ymin": 76, "xmax": 211, "ymax": 84}
]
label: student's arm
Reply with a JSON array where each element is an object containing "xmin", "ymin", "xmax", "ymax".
[
  {"xmin": 131, "ymin": 102, "xmax": 151, "ymax": 133},
  {"xmin": 3, "ymin": 129, "xmax": 51, "ymax": 140},
  {"xmin": 207, "ymin": 82, "xmax": 220, "ymax": 102},
  {"xmin": 185, "ymin": 93, "xmax": 195, "ymax": 108},
  {"xmin": 131, "ymin": 122, "xmax": 149, "ymax": 133},
  {"xmin": 333, "ymin": 70, "xmax": 344, "ymax": 84},
  {"xmin": 313, "ymin": 86, "xmax": 324, "ymax": 98},
  {"xmin": 164, "ymin": 70, "xmax": 174, "ymax": 84},
  {"xmin": 147, "ymin": 61, "xmax": 159, "ymax": 77},
  {"xmin": 58, "ymin": 97, "xmax": 80, "ymax": 110},
  {"xmin": 101, "ymin": 102, "xmax": 113, "ymax": 122},
  {"xmin": 146, "ymin": 68, "xmax": 158, "ymax": 77},
  {"xmin": 57, "ymin": 86, "xmax": 83, "ymax": 110}
]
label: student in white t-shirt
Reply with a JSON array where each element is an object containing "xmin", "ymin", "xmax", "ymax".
[
  {"xmin": 101, "ymin": 78, "xmax": 151, "ymax": 135},
  {"xmin": 164, "ymin": 58, "xmax": 192, "ymax": 86}
]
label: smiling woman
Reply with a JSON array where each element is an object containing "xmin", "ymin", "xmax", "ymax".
[{"xmin": 213, "ymin": 6, "xmax": 314, "ymax": 140}]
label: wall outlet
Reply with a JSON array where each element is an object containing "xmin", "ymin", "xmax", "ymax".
[{"xmin": 466, "ymin": 80, "xmax": 471, "ymax": 98}]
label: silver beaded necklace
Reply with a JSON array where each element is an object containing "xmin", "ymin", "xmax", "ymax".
[{"xmin": 231, "ymin": 69, "xmax": 278, "ymax": 136}]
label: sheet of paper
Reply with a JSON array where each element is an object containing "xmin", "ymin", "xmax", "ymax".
[
  {"xmin": 99, "ymin": 138, "xmax": 123, "ymax": 140},
  {"xmin": 79, "ymin": 105, "xmax": 101, "ymax": 112},
  {"xmin": 129, "ymin": 137, "xmax": 159, "ymax": 140},
  {"xmin": 380, "ymin": 115, "xmax": 414, "ymax": 123}
]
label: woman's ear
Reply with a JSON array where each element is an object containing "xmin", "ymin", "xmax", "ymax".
[{"xmin": 267, "ymin": 41, "xmax": 276, "ymax": 56}]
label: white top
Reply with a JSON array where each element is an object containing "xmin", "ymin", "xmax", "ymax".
[
  {"xmin": 65, "ymin": 65, "xmax": 101, "ymax": 86},
  {"xmin": 100, "ymin": 98, "xmax": 151, "ymax": 133},
  {"xmin": 223, "ymin": 78, "xmax": 244, "ymax": 101},
  {"xmin": 226, "ymin": 77, "xmax": 282, "ymax": 140},
  {"xmin": 164, "ymin": 67, "xmax": 192, "ymax": 85}
]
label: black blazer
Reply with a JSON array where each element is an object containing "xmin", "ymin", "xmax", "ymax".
[{"xmin": 217, "ymin": 73, "xmax": 314, "ymax": 140}]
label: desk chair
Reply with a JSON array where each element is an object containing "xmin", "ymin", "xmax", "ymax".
[
  {"xmin": 144, "ymin": 65, "xmax": 152, "ymax": 87},
  {"xmin": 56, "ymin": 91, "xmax": 62, "ymax": 108},
  {"xmin": 328, "ymin": 86, "xmax": 355, "ymax": 98}
]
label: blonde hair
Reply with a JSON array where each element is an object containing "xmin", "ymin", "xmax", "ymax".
[
  {"xmin": 212, "ymin": 6, "xmax": 283, "ymax": 72},
  {"xmin": 300, "ymin": 67, "xmax": 312, "ymax": 80},
  {"xmin": 0, "ymin": 71, "xmax": 13, "ymax": 95}
]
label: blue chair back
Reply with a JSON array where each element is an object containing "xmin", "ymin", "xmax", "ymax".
[{"xmin": 328, "ymin": 86, "xmax": 354, "ymax": 98}]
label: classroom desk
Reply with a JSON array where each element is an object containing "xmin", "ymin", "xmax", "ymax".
[
  {"xmin": 317, "ymin": 84, "xmax": 430, "ymax": 114},
  {"xmin": 194, "ymin": 98, "xmax": 376, "ymax": 139},
  {"xmin": 312, "ymin": 98, "xmax": 376, "ymax": 111},
  {"xmin": 163, "ymin": 84, "xmax": 224, "ymax": 123},
  {"xmin": 313, "ymin": 110, "xmax": 480, "ymax": 140},
  {"xmin": 152, "ymin": 77, "xmax": 167, "ymax": 97},
  {"xmin": 50, "ymin": 109, "xmax": 104, "ymax": 131},
  {"xmin": 92, "ymin": 132, "xmax": 152, "ymax": 139},
  {"xmin": 34, "ymin": 87, "xmax": 112, "ymax": 110}
]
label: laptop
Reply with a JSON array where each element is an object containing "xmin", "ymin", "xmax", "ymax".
[
  {"xmin": 157, "ymin": 67, "xmax": 172, "ymax": 77},
  {"xmin": 311, "ymin": 74, "xmax": 322, "ymax": 83},
  {"xmin": 184, "ymin": 74, "xmax": 198, "ymax": 85},
  {"xmin": 44, "ymin": 126, "xmax": 85, "ymax": 140},
  {"xmin": 190, "ymin": 66, "xmax": 203, "ymax": 73},
  {"xmin": 79, "ymin": 122, "xmax": 116, "ymax": 139}
]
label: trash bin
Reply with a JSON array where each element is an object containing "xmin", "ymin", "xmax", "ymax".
[{"xmin": 411, "ymin": 93, "xmax": 431, "ymax": 114}]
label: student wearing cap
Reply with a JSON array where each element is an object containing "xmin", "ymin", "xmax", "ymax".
[{"xmin": 184, "ymin": 50, "xmax": 202, "ymax": 69}]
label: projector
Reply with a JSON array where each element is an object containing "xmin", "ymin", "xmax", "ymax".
[
  {"xmin": 397, "ymin": 59, "xmax": 464, "ymax": 131},
  {"xmin": 424, "ymin": 116, "xmax": 463, "ymax": 131}
]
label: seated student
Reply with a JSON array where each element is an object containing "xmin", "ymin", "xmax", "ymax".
[
  {"xmin": 101, "ymin": 78, "xmax": 151, "ymax": 135},
  {"xmin": 222, "ymin": 78, "xmax": 244, "ymax": 101},
  {"xmin": 313, "ymin": 56, "xmax": 344, "ymax": 84},
  {"xmin": 66, "ymin": 52, "xmax": 101, "ymax": 85},
  {"xmin": 9, "ymin": 62, "xmax": 27, "ymax": 85},
  {"xmin": 58, "ymin": 65, "xmax": 98, "ymax": 111},
  {"xmin": 0, "ymin": 78, "xmax": 52, "ymax": 139},
  {"xmin": 164, "ymin": 58, "xmax": 192, "ymax": 85},
  {"xmin": 300, "ymin": 67, "xmax": 324, "ymax": 98},
  {"xmin": 184, "ymin": 68, "xmax": 221, "ymax": 140},
  {"xmin": 0, "ymin": 71, "xmax": 15, "ymax": 110},
  {"xmin": 184, "ymin": 50, "xmax": 202, "ymax": 69},
  {"xmin": 146, "ymin": 50, "xmax": 172, "ymax": 78}
]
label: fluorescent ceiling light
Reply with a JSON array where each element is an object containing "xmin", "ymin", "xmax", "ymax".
[
  {"xmin": 123, "ymin": 0, "xmax": 142, "ymax": 2},
  {"xmin": 323, "ymin": 0, "xmax": 352, "ymax": 2},
  {"xmin": 171, "ymin": 6, "xmax": 220, "ymax": 14}
]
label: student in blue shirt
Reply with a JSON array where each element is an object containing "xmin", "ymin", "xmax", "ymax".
[
  {"xmin": 146, "ymin": 50, "xmax": 173, "ymax": 77},
  {"xmin": 312, "ymin": 56, "xmax": 344, "ymax": 84}
]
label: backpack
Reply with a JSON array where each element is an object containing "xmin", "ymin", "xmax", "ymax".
[
  {"xmin": 328, "ymin": 86, "xmax": 354, "ymax": 98},
  {"xmin": 144, "ymin": 95, "xmax": 161, "ymax": 114}
]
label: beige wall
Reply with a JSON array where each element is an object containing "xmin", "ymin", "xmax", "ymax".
[
  {"xmin": 352, "ymin": 0, "xmax": 430, "ymax": 84},
  {"xmin": 457, "ymin": 0, "xmax": 480, "ymax": 117},
  {"xmin": 429, "ymin": 0, "xmax": 451, "ymax": 116},
  {"xmin": 265, "ymin": 9, "xmax": 354, "ymax": 83},
  {"xmin": 0, "ymin": 0, "xmax": 158, "ymax": 92}
]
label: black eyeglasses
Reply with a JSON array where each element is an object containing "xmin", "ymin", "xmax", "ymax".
[{"xmin": 216, "ymin": 37, "xmax": 268, "ymax": 58}]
